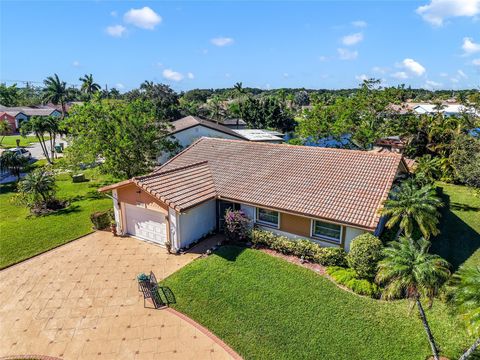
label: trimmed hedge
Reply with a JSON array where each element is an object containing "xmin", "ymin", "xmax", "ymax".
[
  {"xmin": 90, "ymin": 210, "xmax": 112, "ymax": 230},
  {"xmin": 326, "ymin": 266, "xmax": 381, "ymax": 298},
  {"xmin": 346, "ymin": 233, "xmax": 383, "ymax": 280},
  {"xmin": 252, "ymin": 229, "xmax": 347, "ymax": 267}
]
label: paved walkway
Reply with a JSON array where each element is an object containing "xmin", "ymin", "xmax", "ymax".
[{"xmin": 0, "ymin": 232, "xmax": 237, "ymax": 360}]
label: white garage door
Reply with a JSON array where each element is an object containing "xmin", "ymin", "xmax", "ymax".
[{"xmin": 124, "ymin": 203, "xmax": 167, "ymax": 245}]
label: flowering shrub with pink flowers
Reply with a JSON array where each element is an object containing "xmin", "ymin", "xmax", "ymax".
[{"xmin": 224, "ymin": 209, "xmax": 251, "ymax": 242}]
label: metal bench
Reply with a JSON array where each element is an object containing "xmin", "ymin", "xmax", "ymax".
[{"xmin": 138, "ymin": 272, "xmax": 164, "ymax": 309}]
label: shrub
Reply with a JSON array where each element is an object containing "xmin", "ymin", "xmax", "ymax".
[
  {"xmin": 90, "ymin": 211, "xmax": 112, "ymax": 230},
  {"xmin": 346, "ymin": 233, "xmax": 383, "ymax": 280},
  {"xmin": 252, "ymin": 229, "xmax": 347, "ymax": 266},
  {"xmin": 224, "ymin": 209, "xmax": 251, "ymax": 242},
  {"xmin": 327, "ymin": 266, "xmax": 381, "ymax": 298}
]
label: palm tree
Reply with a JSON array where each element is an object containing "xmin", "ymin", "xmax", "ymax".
[
  {"xmin": 450, "ymin": 266, "xmax": 480, "ymax": 360},
  {"xmin": 376, "ymin": 237, "xmax": 450, "ymax": 360},
  {"xmin": 415, "ymin": 155, "xmax": 441, "ymax": 184},
  {"xmin": 20, "ymin": 116, "xmax": 52, "ymax": 163},
  {"xmin": 42, "ymin": 74, "xmax": 69, "ymax": 118},
  {"xmin": 380, "ymin": 178, "xmax": 443, "ymax": 239},
  {"xmin": 18, "ymin": 169, "xmax": 56, "ymax": 207},
  {"xmin": 208, "ymin": 96, "xmax": 223, "ymax": 124},
  {"xmin": 79, "ymin": 74, "xmax": 101, "ymax": 99},
  {"xmin": 0, "ymin": 151, "xmax": 28, "ymax": 181},
  {"xmin": 0, "ymin": 119, "xmax": 12, "ymax": 146},
  {"xmin": 233, "ymin": 82, "xmax": 245, "ymax": 97}
]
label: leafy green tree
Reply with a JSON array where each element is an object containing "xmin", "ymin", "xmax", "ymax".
[
  {"xmin": 450, "ymin": 266, "xmax": 480, "ymax": 360},
  {"xmin": 380, "ymin": 178, "xmax": 443, "ymax": 239},
  {"xmin": 376, "ymin": 237, "xmax": 450, "ymax": 360},
  {"xmin": 42, "ymin": 74, "xmax": 69, "ymax": 118},
  {"xmin": 79, "ymin": 74, "xmax": 101, "ymax": 99},
  {"xmin": 0, "ymin": 83, "xmax": 21, "ymax": 106},
  {"xmin": 415, "ymin": 154, "xmax": 441, "ymax": 185},
  {"xmin": 63, "ymin": 99, "xmax": 177, "ymax": 178},
  {"xmin": 17, "ymin": 169, "xmax": 56, "ymax": 208},
  {"xmin": 208, "ymin": 95, "xmax": 224, "ymax": 123},
  {"xmin": 450, "ymin": 135, "xmax": 480, "ymax": 189},
  {"xmin": 0, "ymin": 151, "xmax": 28, "ymax": 181},
  {"xmin": 0, "ymin": 119, "xmax": 12, "ymax": 146}
]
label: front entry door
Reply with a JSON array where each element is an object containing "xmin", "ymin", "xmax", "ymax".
[{"xmin": 218, "ymin": 201, "xmax": 241, "ymax": 230}]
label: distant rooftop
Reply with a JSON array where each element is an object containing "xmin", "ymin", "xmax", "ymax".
[{"xmin": 232, "ymin": 129, "xmax": 284, "ymax": 142}]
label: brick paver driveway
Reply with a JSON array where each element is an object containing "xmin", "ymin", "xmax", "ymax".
[{"xmin": 0, "ymin": 232, "xmax": 235, "ymax": 360}]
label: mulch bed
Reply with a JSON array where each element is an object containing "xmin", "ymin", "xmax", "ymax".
[{"xmin": 259, "ymin": 247, "xmax": 327, "ymax": 275}]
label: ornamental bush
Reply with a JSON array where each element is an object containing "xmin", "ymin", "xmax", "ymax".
[
  {"xmin": 346, "ymin": 233, "xmax": 383, "ymax": 280},
  {"xmin": 251, "ymin": 229, "xmax": 347, "ymax": 267},
  {"xmin": 224, "ymin": 209, "xmax": 251, "ymax": 242},
  {"xmin": 326, "ymin": 266, "xmax": 381, "ymax": 298},
  {"xmin": 90, "ymin": 210, "xmax": 112, "ymax": 230}
]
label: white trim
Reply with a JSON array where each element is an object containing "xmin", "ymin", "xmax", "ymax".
[{"xmin": 310, "ymin": 219, "xmax": 342, "ymax": 245}]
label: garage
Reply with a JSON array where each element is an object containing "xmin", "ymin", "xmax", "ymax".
[{"xmin": 124, "ymin": 203, "xmax": 167, "ymax": 245}]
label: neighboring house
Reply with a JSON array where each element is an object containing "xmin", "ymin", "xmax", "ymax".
[
  {"xmin": 232, "ymin": 129, "xmax": 284, "ymax": 143},
  {"xmin": 373, "ymin": 136, "xmax": 406, "ymax": 154},
  {"xmin": 0, "ymin": 105, "xmax": 61, "ymax": 132},
  {"xmin": 100, "ymin": 138, "xmax": 408, "ymax": 253},
  {"xmin": 221, "ymin": 118, "xmax": 247, "ymax": 129},
  {"xmin": 0, "ymin": 112, "xmax": 19, "ymax": 133}
]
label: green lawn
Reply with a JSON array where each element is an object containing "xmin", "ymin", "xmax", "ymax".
[
  {"xmin": 0, "ymin": 135, "xmax": 48, "ymax": 148},
  {"xmin": 0, "ymin": 168, "xmax": 117, "ymax": 269},
  {"xmin": 162, "ymin": 246, "xmax": 474, "ymax": 360},
  {"xmin": 431, "ymin": 183, "xmax": 480, "ymax": 271}
]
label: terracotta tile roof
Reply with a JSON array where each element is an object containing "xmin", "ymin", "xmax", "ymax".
[
  {"xmin": 170, "ymin": 116, "xmax": 246, "ymax": 140},
  {"xmin": 133, "ymin": 161, "xmax": 217, "ymax": 211},
  {"xmin": 153, "ymin": 138, "xmax": 404, "ymax": 230}
]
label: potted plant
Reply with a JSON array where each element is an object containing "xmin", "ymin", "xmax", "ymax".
[
  {"xmin": 165, "ymin": 238, "xmax": 172, "ymax": 254},
  {"xmin": 110, "ymin": 220, "xmax": 117, "ymax": 236}
]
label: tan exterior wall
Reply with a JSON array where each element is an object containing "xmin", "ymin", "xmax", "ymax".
[
  {"xmin": 280, "ymin": 212, "xmax": 311, "ymax": 238},
  {"xmin": 117, "ymin": 183, "xmax": 168, "ymax": 214}
]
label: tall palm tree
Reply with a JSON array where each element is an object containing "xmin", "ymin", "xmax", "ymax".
[
  {"xmin": 376, "ymin": 237, "xmax": 450, "ymax": 360},
  {"xmin": 42, "ymin": 74, "xmax": 69, "ymax": 118},
  {"xmin": 380, "ymin": 178, "xmax": 443, "ymax": 239},
  {"xmin": 208, "ymin": 95, "xmax": 223, "ymax": 124},
  {"xmin": 450, "ymin": 266, "xmax": 480, "ymax": 360},
  {"xmin": 79, "ymin": 74, "xmax": 101, "ymax": 99},
  {"xmin": 0, "ymin": 119, "xmax": 12, "ymax": 146},
  {"xmin": 233, "ymin": 82, "xmax": 245, "ymax": 97}
]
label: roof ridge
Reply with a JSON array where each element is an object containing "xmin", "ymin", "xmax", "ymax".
[
  {"xmin": 154, "ymin": 138, "xmax": 208, "ymax": 172},
  {"xmin": 137, "ymin": 160, "xmax": 209, "ymax": 180},
  {"xmin": 197, "ymin": 137, "xmax": 404, "ymax": 158}
]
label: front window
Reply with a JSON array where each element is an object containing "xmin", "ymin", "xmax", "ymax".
[
  {"xmin": 312, "ymin": 220, "xmax": 341, "ymax": 243},
  {"xmin": 256, "ymin": 208, "xmax": 279, "ymax": 227}
]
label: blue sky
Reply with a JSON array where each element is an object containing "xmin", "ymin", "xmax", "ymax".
[{"xmin": 1, "ymin": 0, "xmax": 479, "ymax": 91}]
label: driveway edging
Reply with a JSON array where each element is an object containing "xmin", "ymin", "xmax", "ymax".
[{"xmin": 166, "ymin": 307, "xmax": 243, "ymax": 360}]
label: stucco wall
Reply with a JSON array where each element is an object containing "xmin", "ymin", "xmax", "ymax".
[
  {"xmin": 344, "ymin": 226, "xmax": 367, "ymax": 251},
  {"xmin": 117, "ymin": 183, "xmax": 168, "ymax": 214},
  {"xmin": 177, "ymin": 199, "xmax": 217, "ymax": 249}
]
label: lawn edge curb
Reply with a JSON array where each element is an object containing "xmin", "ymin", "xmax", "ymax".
[
  {"xmin": 0, "ymin": 230, "xmax": 98, "ymax": 271},
  {"xmin": 166, "ymin": 307, "xmax": 243, "ymax": 360}
]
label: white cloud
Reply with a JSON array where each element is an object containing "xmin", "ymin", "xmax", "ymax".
[
  {"xmin": 352, "ymin": 20, "xmax": 367, "ymax": 28},
  {"xmin": 355, "ymin": 74, "xmax": 368, "ymax": 81},
  {"xmin": 106, "ymin": 25, "xmax": 126, "ymax": 37},
  {"xmin": 439, "ymin": 72, "xmax": 449, "ymax": 77},
  {"xmin": 473, "ymin": 58, "xmax": 480, "ymax": 65},
  {"xmin": 318, "ymin": 55, "xmax": 328, "ymax": 61},
  {"xmin": 110, "ymin": 11, "xmax": 117, "ymax": 17},
  {"xmin": 211, "ymin": 37, "xmax": 234, "ymax": 47},
  {"xmin": 425, "ymin": 79, "xmax": 442, "ymax": 88},
  {"xmin": 337, "ymin": 48, "xmax": 358, "ymax": 60},
  {"xmin": 283, "ymin": 72, "xmax": 289, "ymax": 78},
  {"xmin": 391, "ymin": 71, "xmax": 409, "ymax": 79},
  {"xmin": 342, "ymin": 32, "xmax": 364, "ymax": 46},
  {"xmin": 372, "ymin": 66, "xmax": 388, "ymax": 74},
  {"xmin": 402, "ymin": 58, "xmax": 426, "ymax": 76},
  {"xmin": 162, "ymin": 69, "xmax": 184, "ymax": 82},
  {"xmin": 225, "ymin": 73, "xmax": 231, "ymax": 78},
  {"xmin": 116, "ymin": 83, "xmax": 125, "ymax": 89},
  {"xmin": 416, "ymin": 0, "xmax": 480, "ymax": 26},
  {"xmin": 462, "ymin": 37, "xmax": 480, "ymax": 55},
  {"xmin": 457, "ymin": 69, "xmax": 468, "ymax": 78},
  {"xmin": 187, "ymin": 72, "xmax": 194, "ymax": 79},
  {"xmin": 72, "ymin": 60, "xmax": 80, "ymax": 67},
  {"xmin": 451, "ymin": 77, "xmax": 460, "ymax": 83},
  {"xmin": 124, "ymin": 7, "xmax": 162, "ymax": 30}
]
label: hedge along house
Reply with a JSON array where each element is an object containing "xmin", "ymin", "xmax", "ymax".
[{"xmin": 99, "ymin": 138, "xmax": 408, "ymax": 252}]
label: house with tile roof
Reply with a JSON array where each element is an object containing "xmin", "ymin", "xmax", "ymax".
[{"xmin": 100, "ymin": 137, "xmax": 408, "ymax": 252}]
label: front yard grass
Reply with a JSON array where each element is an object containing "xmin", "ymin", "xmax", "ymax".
[
  {"xmin": 162, "ymin": 246, "xmax": 474, "ymax": 360},
  {"xmin": 0, "ymin": 167, "xmax": 116, "ymax": 269},
  {"xmin": 431, "ymin": 183, "xmax": 480, "ymax": 271},
  {"xmin": 0, "ymin": 135, "xmax": 48, "ymax": 148}
]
